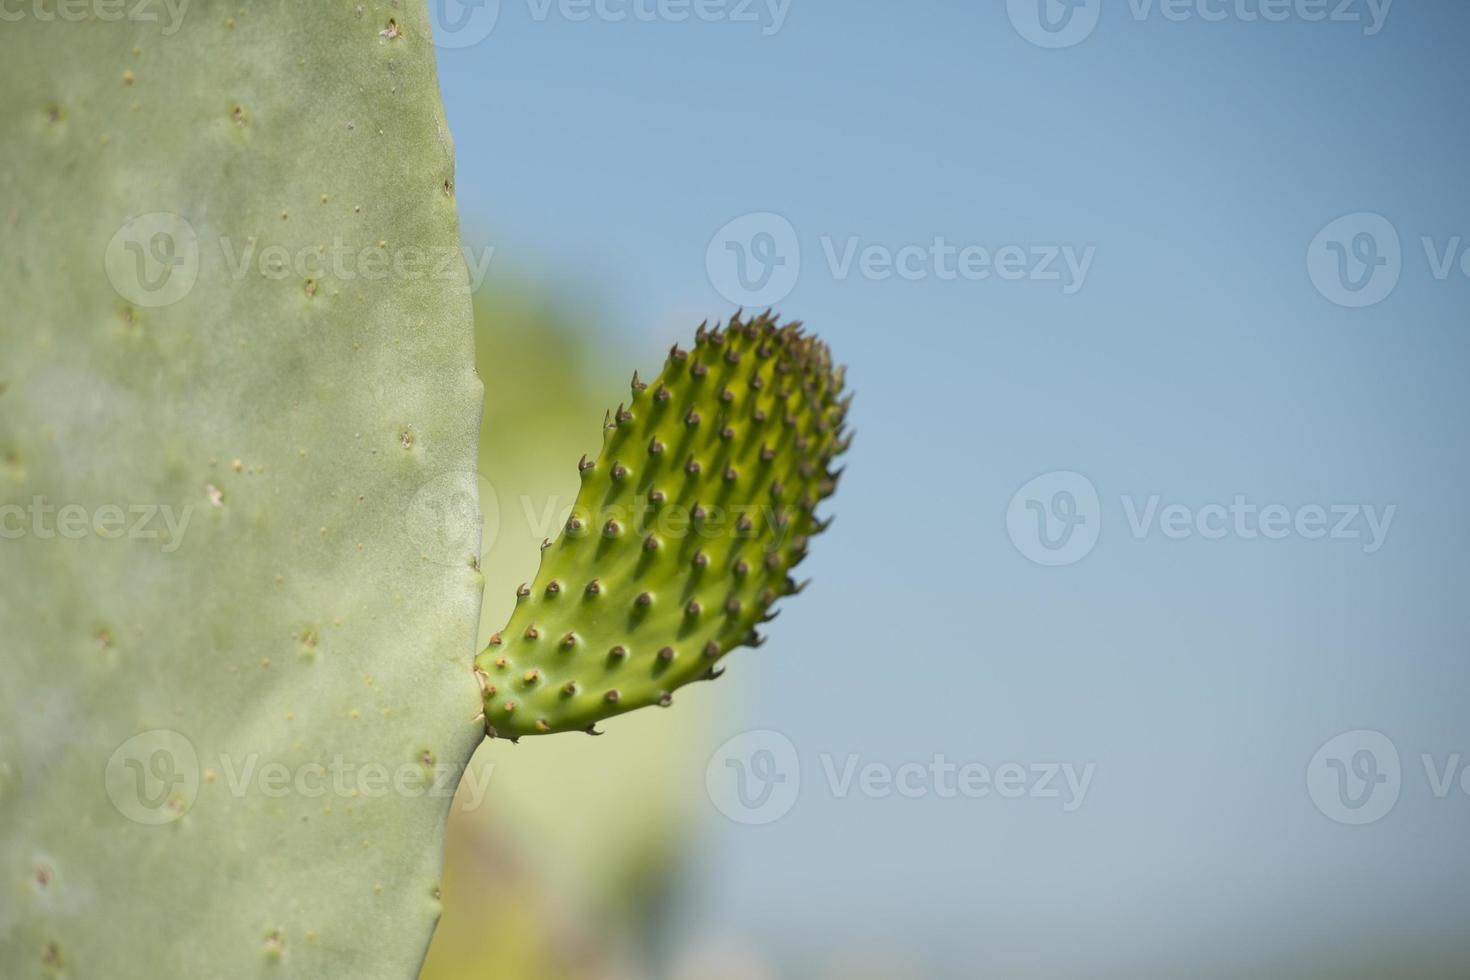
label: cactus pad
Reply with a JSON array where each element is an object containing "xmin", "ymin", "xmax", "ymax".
[
  {"xmin": 473, "ymin": 313, "xmax": 850, "ymax": 739},
  {"xmin": 0, "ymin": 6, "xmax": 482, "ymax": 977}
]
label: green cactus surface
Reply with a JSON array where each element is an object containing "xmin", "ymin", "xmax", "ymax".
[
  {"xmin": 0, "ymin": 5, "xmax": 483, "ymax": 978},
  {"xmin": 473, "ymin": 313, "xmax": 850, "ymax": 739}
]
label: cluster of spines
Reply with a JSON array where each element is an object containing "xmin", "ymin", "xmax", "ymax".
[{"xmin": 473, "ymin": 311, "xmax": 850, "ymax": 739}]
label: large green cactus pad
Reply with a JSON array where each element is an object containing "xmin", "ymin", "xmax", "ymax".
[
  {"xmin": 474, "ymin": 313, "xmax": 849, "ymax": 739},
  {"xmin": 0, "ymin": 5, "xmax": 482, "ymax": 978}
]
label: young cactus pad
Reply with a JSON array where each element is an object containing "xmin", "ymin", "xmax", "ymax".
[{"xmin": 475, "ymin": 312, "xmax": 850, "ymax": 739}]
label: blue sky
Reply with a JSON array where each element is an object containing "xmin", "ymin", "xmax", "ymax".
[{"xmin": 435, "ymin": 2, "xmax": 1470, "ymax": 974}]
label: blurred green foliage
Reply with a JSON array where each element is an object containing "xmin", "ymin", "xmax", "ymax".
[{"xmin": 420, "ymin": 288, "xmax": 708, "ymax": 980}]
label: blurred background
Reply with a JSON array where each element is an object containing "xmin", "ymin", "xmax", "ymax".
[{"xmin": 419, "ymin": 2, "xmax": 1470, "ymax": 977}]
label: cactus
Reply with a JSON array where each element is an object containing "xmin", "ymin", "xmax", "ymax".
[
  {"xmin": 1, "ymin": 5, "xmax": 484, "ymax": 977},
  {"xmin": 474, "ymin": 313, "xmax": 849, "ymax": 740},
  {"xmin": 0, "ymin": 5, "xmax": 848, "ymax": 979}
]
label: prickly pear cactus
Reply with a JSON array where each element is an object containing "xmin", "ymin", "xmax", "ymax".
[
  {"xmin": 0, "ymin": 5, "xmax": 483, "ymax": 978},
  {"xmin": 1, "ymin": 5, "xmax": 851, "ymax": 979},
  {"xmin": 475, "ymin": 313, "xmax": 850, "ymax": 739}
]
